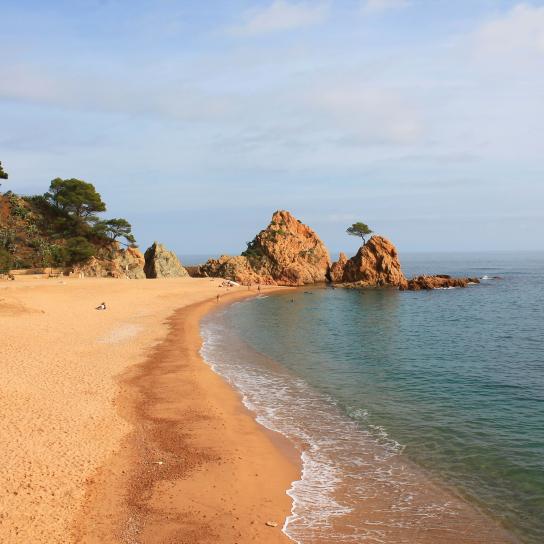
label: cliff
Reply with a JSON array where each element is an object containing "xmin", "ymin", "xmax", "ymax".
[
  {"xmin": 144, "ymin": 242, "xmax": 189, "ymax": 279},
  {"xmin": 200, "ymin": 210, "xmax": 331, "ymax": 286}
]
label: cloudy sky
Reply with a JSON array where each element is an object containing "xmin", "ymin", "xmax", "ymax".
[{"xmin": 1, "ymin": 0, "xmax": 543, "ymax": 255}]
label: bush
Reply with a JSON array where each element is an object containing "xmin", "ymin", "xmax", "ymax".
[{"xmin": 0, "ymin": 247, "xmax": 12, "ymax": 274}]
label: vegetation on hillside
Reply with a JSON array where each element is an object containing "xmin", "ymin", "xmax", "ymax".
[{"xmin": 0, "ymin": 164, "xmax": 137, "ymax": 271}]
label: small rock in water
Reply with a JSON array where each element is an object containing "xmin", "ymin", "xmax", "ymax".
[{"xmin": 265, "ymin": 521, "xmax": 278, "ymax": 527}]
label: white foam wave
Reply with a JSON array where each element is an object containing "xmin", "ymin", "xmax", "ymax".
[{"xmin": 199, "ymin": 313, "xmax": 459, "ymax": 543}]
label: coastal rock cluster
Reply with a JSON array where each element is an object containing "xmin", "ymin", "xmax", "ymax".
[
  {"xmin": 200, "ymin": 210, "xmax": 330, "ymax": 286},
  {"xmin": 2, "ymin": 187, "xmax": 477, "ymax": 291},
  {"xmin": 71, "ymin": 241, "xmax": 189, "ymax": 280},
  {"xmin": 144, "ymin": 242, "xmax": 189, "ymax": 279},
  {"xmin": 198, "ymin": 210, "xmax": 479, "ymax": 291}
]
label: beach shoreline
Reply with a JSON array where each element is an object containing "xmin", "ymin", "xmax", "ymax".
[
  {"xmin": 75, "ymin": 287, "xmax": 299, "ymax": 544},
  {"xmin": 203, "ymin": 288, "xmax": 523, "ymax": 544},
  {"xmin": 0, "ymin": 277, "xmax": 298, "ymax": 543}
]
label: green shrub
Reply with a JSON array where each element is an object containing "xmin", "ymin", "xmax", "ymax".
[
  {"xmin": 0, "ymin": 247, "xmax": 12, "ymax": 274},
  {"xmin": 63, "ymin": 237, "xmax": 96, "ymax": 265}
]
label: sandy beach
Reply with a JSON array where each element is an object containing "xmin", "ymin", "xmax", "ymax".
[{"xmin": 0, "ymin": 276, "xmax": 297, "ymax": 543}]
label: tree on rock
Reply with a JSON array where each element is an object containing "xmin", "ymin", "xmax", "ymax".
[
  {"xmin": 94, "ymin": 218, "xmax": 136, "ymax": 246},
  {"xmin": 45, "ymin": 178, "xmax": 106, "ymax": 219},
  {"xmin": 347, "ymin": 222, "xmax": 373, "ymax": 245}
]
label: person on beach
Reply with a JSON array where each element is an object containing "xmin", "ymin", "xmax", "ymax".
[
  {"xmin": 95, "ymin": 302, "xmax": 107, "ymax": 310},
  {"xmin": 216, "ymin": 294, "xmax": 220, "ymax": 303}
]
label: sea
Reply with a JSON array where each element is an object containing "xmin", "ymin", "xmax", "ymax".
[{"xmin": 200, "ymin": 252, "xmax": 544, "ymax": 544}]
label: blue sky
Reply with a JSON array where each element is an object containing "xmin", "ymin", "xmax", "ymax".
[{"xmin": 1, "ymin": 0, "xmax": 543, "ymax": 255}]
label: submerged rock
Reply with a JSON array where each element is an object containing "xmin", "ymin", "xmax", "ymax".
[
  {"xmin": 144, "ymin": 242, "xmax": 188, "ymax": 279},
  {"xmin": 402, "ymin": 274, "xmax": 480, "ymax": 291}
]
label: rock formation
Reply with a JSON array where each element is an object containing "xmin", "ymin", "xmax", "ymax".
[
  {"xmin": 144, "ymin": 242, "xmax": 189, "ymax": 279},
  {"xmin": 199, "ymin": 255, "xmax": 272, "ymax": 285},
  {"xmin": 72, "ymin": 245, "xmax": 145, "ymax": 279},
  {"xmin": 402, "ymin": 274, "xmax": 480, "ymax": 291},
  {"xmin": 337, "ymin": 236, "xmax": 408, "ymax": 288},
  {"xmin": 329, "ymin": 252, "xmax": 348, "ymax": 283},
  {"xmin": 200, "ymin": 210, "xmax": 331, "ymax": 286},
  {"xmin": 331, "ymin": 237, "xmax": 479, "ymax": 291}
]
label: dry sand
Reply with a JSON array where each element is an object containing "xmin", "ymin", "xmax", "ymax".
[{"xmin": 0, "ymin": 276, "xmax": 297, "ymax": 543}]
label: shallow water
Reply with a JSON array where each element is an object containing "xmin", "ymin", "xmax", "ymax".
[{"xmin": 201, "ymin": 252, "xmax": 544, "ymax": 543}]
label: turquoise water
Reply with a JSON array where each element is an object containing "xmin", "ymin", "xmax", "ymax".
[{"xmin": 201, "ymin": 252, "xmax": 544, "ymax": 543}]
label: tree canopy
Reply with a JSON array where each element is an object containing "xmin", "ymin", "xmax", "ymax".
[
  {"xmin": 93, "ymin": 218, "xmax": 136, "ymax": 246},
  {"xmin": 346, "ymin": 222, "xmax": 373, "ymax": 245},
  {"xmin": 45, "ymin": 178, "xmax": 106, "ymax": 219},
  {"xmin": 63, "ymin": 237, "xmax": 96, "ymax": 265},
  {"xmin": 0, "ymin": 161, "xmax": 8, "ymax": 184}
]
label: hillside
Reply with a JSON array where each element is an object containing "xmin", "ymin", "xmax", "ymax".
[{"xmin": 0, "ymin": 177, "xmax": 137, "ymax": 275}]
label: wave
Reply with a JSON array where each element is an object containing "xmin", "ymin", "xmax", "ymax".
[{"xmin": 199, "ymin": 311, "xmax": 478, "ymax": 543}]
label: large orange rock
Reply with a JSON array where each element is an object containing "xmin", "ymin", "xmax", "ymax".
[
  {"xmin": 200, "ymin": 211, "xmax": 331, "ymax": 286},
  {"xmin": 245, "ymin": 210, "xmax": 331, "ymax": 285},
  {"xmin": 341, "ymin": 235, "xmax": 408, "ymax": 288}
]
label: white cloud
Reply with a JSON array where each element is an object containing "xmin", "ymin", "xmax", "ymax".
[
  {"xmin": 475, "ymin": 3, "xmax": 544, "ymax": 57},
  {"xmin": 360, "ymin": 0, "xmax": 410, "ymax": 14},
  {"xmin": 308, "ymin": 86, "xmax": 422, "ymax": 145},
  {"xmin": 230, "ymin": 0, "xmax": 329, "ymax": 36}
]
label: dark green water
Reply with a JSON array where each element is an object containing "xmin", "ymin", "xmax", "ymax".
[{"xmin": 202, "ymin": 252, "xmax": 544, "ymax": 543}]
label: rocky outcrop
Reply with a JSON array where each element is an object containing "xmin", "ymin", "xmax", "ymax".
[
  {"xmin": 144, "ymin": 242, "xmax": 188, "ymax": 279},
  {"xmin": 402, "ymin": 274, "xmax": 480, "ymax": 291},
  {"xmin": 340, "ymin": 236, "xmax": 408, "ymax": 288},
  {"xmin": 329, "ymin": 252, "xmax": 348, "ymax": 283},
  {"xmin": 198, "ymin": 211, "xmax": 482, "ymax": 292},
  {"xmin": 199, "ymin": 255, "xmax": 274, "ymax": 285},
  {"xmin": 72, "ymin": 245, "xmax": 145, "ymax": 279},
  {"xmin": 200, "ymin": 210, "xmax": 331, "ymax": 286},
  {"xmin": 334, "ymin": 237, "xmax": 479, "ymax": 290}
]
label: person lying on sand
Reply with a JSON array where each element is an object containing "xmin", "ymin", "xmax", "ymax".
[{"xmin": 95, "ymin": 302, "xmax": 107, "ymax": 310}]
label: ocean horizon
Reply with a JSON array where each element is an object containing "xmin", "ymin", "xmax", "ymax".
[{"xmin": 201, "ymin": 251, "xmax": 544, "ymax": 543}]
